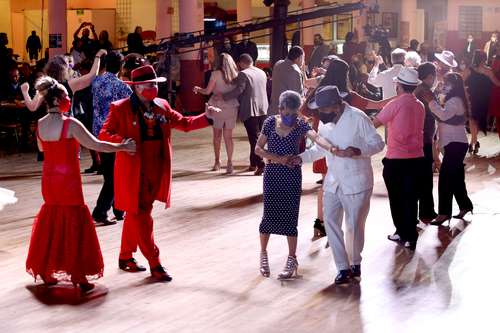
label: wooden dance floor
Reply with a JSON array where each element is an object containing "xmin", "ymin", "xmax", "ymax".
[{"xmin": 1, "ymin": 125, "xmax": 499, "ymax": 332}]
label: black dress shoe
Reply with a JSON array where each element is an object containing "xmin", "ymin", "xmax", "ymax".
[
  {"xmin": 119, "ymin": 258, "xmax": 147, "ymax": 272},
  {"xmin": 351, "ymin": 265, "xmax": 361, "ymax": 279},
  {"xmin": 404, "ymin": 241, "xmax": 417, "ymax": 251},
  {"xmin": 84, "ymin": 165, "xmax": 99, "ymax": 174},
  {"xmin": 94, "ymin": 216, "xmax": 117, "ymax": 225},
  {"xmin": 150, "ymin": 265, "xmax": 172, "ymax": 282},
  {"xmin": 334, "ymin": 269, "xmax": 352, "ymax": 285}
]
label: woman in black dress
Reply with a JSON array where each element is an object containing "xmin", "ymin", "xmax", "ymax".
[{"xmin": 465, "ymin": 50, "xmax": 492, "ymax": 154}]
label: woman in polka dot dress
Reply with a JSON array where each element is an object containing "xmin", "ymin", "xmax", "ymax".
[{"xmin": 255, "ymin": 90, "xmax": 336, "ymax": 280}]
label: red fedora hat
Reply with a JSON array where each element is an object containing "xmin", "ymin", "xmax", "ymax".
[{"xmin": 123, "ymin": 65, "xmax": 167, "ymax": 85}]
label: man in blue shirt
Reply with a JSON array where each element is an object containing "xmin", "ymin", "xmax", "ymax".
[{"xmin": 91, "ymin": 51, "xmax": 133, "ymax": 225}]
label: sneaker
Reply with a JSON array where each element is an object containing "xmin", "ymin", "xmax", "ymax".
[{"xmin": 334, "ymin": 269, "xmax": 352, "ymax": 285}]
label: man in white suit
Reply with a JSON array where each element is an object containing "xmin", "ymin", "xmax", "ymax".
[{"xmin": 293, "ymin": 86, "xmax": 384, "ymax": 285}]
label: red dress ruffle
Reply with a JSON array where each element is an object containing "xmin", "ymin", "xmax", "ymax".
[{"xmin": 26, "ymin": 117, "xmax": 104, "ymax": 282}]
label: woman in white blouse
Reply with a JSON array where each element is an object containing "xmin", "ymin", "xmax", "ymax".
[{"xmin": 422, "ymin": 72, "xmax": 473, "ymax": 225}]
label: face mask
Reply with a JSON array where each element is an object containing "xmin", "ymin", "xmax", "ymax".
[
  {"xmin": 467, "ymin": 38, "xmax": 473, "ymax": 43},
  {"xmin": 281, "ymin": 114, "xmax": 297, "ymax": 127},
  {"xmin": 319, "ymin": 111, "xmax": 336, "ymax": 124},
  {"xmin": 58, "ymin": 96, "xmax": 71, "ymax": 113},
  {"xmin": 138, "ymin": 86, "xmax": 158, "ymax": 101}
]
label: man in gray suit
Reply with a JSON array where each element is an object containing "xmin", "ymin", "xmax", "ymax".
[
  {"xmin": 268, "ymin": 46, "xmax": 305, "ymax": 116},
  {"xmin": 308, "ymin": 34, "xmax": 330, "ymax": 73},
  {"xmin": 217, "ymin": 53, "xmax": 268, "ymax": 175}
]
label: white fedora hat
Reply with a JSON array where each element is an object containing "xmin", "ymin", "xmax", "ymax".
[
  {"xmin": 434, "ymin": 50, "xmax": 458, "ymax": 68},
  {"xmin": 393, "ymin": 67, "xmax": 421, "ymax": 86}
]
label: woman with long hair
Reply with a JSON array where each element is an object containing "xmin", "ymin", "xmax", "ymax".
[
  {"xmin": 26, "ymin": 76, "xmax": 135, "ymax": 292},
  {"xmin": 421, "ymin": 72, "xmax": 473, "ymax": 225},
  {"xmin": 193, "ymin": 53, "xmax": 239, "ymax": 174},
  {"xmin": 301, "ymin": 57, "xmax": 391, "ymax": 240}
]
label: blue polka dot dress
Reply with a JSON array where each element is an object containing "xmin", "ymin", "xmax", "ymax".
[{"xmin": 259, "ymin": 116, "xmax": 312, "ymax": 237}]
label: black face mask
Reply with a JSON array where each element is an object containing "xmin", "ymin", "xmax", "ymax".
[{"xmin": 319, "ymin": 111, "xmax": 336, "ymax": 124}]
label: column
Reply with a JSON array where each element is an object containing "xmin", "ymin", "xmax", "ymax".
[
  {"xmin": 48, "ymin": 0, "xmax": 67, "ymax": 57},
  {"xmin": 156, "ymin": 0, "xmax": 173, "ymax": 40},
  {"xmin": 400, "ymin": 0, "xmax": 417, "ymax": 47},
  {"xmin": 301, "ymin": 0, "xmax": 322, "ymax": 60},
  {"xmin": 236, "ymin": 0, "xmax": 252, "ymax": 41},
  {"xmin": 179, "ymin": 0, "xmax": 204, "ymax": 113}
]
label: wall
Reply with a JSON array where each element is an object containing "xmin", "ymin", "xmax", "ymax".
[
  {"xmin": 0, "ymin": 0, "xmax": 12, "ymax": 44},
  {"xmin": 446, "ymin": 0, "xmax": 500, "ymax": 55},
  {"xmin": 131, "ymin": 0, "xmax": 156, "ymax": 32}
]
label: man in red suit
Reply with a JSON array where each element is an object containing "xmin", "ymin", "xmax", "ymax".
[{"xmin": 99, "ymin": 65, "xmax": 216, "ymax": 281}]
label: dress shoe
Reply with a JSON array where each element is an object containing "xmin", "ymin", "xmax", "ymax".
[
  {"xmin": 351, "ymin": 265, "xmax": 361, "ymax": 279},
  {"xmin": 404, "ymin": 241, "xmax": 417, "ymax": 251},
  {"xmin": 84, "ymin": 165, "xmax": 99, "ymax": 174},
  {"xmin": 334, "ymin": 269, "xmax": 352, "ymax": 285},
  {"xmin": 453, "ymin": 209, "xmax": 473, "ymax": 220},
  {"xmin": 150, "ymin": 265, "xmax": 172, "ymax": 282},
  {"xmin": 387, "ymin": 233, "xmax": 401, "ymax": 242},
  {"xmin": 94, "ymin": 217, "xmax": 117, "ymax": 225},
  {"xmin": 430, "ymin": 215, "xmax": 451, "ymax": 226},
  {"xmin": 119, "ymin": 258, "xmax": 147, "ymax": 272},
  {"xmin": 254, "ymin": 167, "xmax": 264, "ymax": 176}
]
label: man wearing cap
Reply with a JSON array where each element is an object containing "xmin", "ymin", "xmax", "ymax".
[
  {"xmin": 372, "ymin": 67, "xmax": 426, "ymax": 251},
  {"xmin": 294, "ymin": 85, "xmax": 384, "ymax": 285},
  {"xmin": 99, "ymin": 65, "xmax": 217, "ymax": 281},
  {"xmin": 368, "ymin": 48, "xmax": 407, "ymax": 99}
]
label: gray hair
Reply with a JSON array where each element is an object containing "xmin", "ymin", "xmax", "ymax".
[
  {"xmin": 391, "ymin": 48, "xmax": 407, "ymax": 65},
  {"xmin": 278, "ymin": 90, "xmax": 302, "ymax": 111}
]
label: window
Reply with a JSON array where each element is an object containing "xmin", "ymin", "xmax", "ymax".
[
  {"xmin": 458, "ymin": 6, "xmax": 483, "ymax": 39},
  {"xmin": 333, "ymin": 14, "xmax": 353, "ymax": 41}
]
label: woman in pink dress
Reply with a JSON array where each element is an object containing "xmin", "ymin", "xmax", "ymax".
[{"xmin": 26, "ymin": 77, "xmax": 136, "ymax": 293}]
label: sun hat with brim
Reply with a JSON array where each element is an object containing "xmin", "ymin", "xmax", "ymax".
[
  {"xmin": 308, "ymin": 85, "xmax": 349, "ymax": 109},
  {"xmin": 434, "ymin": 50, "xmax": 458, "ymax": 68},
  {"xmin": 393, "ymin": 67, "xmax": 421, "ymax": 86},
  {"xmin": 123, "ymin": 65, "xmax": 167, "ymax": 85}
]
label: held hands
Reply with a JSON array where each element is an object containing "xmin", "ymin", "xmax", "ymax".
[
  {"xmin": 205, "ymin": 103, "xmax": 222, "ymax": 118},
  {"xmin": 20, "ymin": 82, "xmax": 30, "ymax": 94},
  {"xmin": 273, "ymin": 155, "xmax": 302, "ymax": 167},
  {"xmin": 334, "ymin": 146, "xmax": 361, "ymax": 158},
  {"xmin": 375, "ymin": 55, "xmax": 384, "ymax": 66},
  {"xmin": 193, "ymin": 86, "xmax": 202, "ymax": 94},
  {"xmin": 120, "ymin": 138, "xmax": 136, "ymax": 154}
]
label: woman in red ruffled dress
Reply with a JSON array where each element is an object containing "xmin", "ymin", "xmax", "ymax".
[{"xmin": 26, "ymin": 77, "xmax": 136, "ymax": 292}]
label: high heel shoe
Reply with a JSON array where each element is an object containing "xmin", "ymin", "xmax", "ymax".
[
  {"xmin": 453, "ymin": 209, "xmax": 473, "ymax": 219},
  {"xmin": 311, "ymin": 218, "xmax": 327, "ymax": 241},
  {"xmin": 72, "ymin": 278, "xmax": 95, "ymax": 293},
  {"xmin": 468, "ymin": 144, "xmax": 473, "ymax": 154},
  {"xmin": 277, "ymin": 256, "xmax": 298, "ymax": 280},
  {"xmin": 226, "ymin": 162, "xmax": 234, "ymax": 174},
  {"xmin": 211, "ymin": 162, "xmax": 221, "ymax": 171},
  {"xmin": 430, "ymin": 215, "xmax": 451, "ymax": 226},
  {"xmin": 473, "ymin": 142, "xmax": 480, "ymax": 155},
  {"xmin": 259, "ymin": 251, "xmax": 270, "ymax": 277}
]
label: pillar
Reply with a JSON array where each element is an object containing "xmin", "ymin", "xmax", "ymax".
[
  {"xmin": 236, "ymin": 0, "xmax": 252, "ymax": 41},
  {"xmin": 400, "ymin": 0, "xmax": 417, "ymax": 47},
  {"xmin": 179, "ymin": 0, "xmax": 204, "ymax": 113},
  {"xmin": 301, "ymin": 0, "xmax": 322, "ymax": 61},
  {"xmin": 48, "ymin": 0, "xmax": 67, "ymax": 57},
  {"xmin": 156, "ymin": 0, "xmax": 173, "ymax": 40}
]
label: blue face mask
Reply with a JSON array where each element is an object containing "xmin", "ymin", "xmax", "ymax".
[{"xmin": 281, "ymin": 114, "xmax": 297, "ymax": 127}]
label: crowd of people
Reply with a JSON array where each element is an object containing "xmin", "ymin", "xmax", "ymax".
[{"xmin": 0, "ymin": 26, "xmax": 499, "ymax": 292}]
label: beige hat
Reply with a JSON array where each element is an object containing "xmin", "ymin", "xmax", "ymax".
[{"xmin": 434, "ymin": 50, "xmax": 458, "ymax": 68}]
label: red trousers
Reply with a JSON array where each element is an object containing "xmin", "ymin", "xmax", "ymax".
[{"xmin": 119, "ymin": 141, "xmax": 163, "ymax": 268}]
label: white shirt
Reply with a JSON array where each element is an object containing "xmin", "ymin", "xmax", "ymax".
[
  {"xmin": 368, "ymin": 64, "xmax": 403, "ymax": 99},
  {"xmin": 300, "ymin": 104, "xmax": 385, "ymax": 195},
  {"xmin": 429, "ymin": 97, "xmax": 469, "ymax": 148}
]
